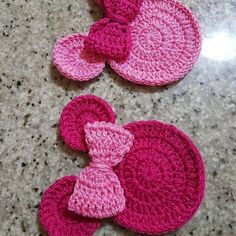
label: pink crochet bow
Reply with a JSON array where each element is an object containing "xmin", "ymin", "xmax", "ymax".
[
  {"xmin": 84, "ymin": 0, "xmax": 143, "ymax": 61},
  {"xmin": 68, "ymin": 121, "xmax": 134, "ymax": 218}
]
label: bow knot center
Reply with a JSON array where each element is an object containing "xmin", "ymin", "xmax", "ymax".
[{"xmin": 89, "ymin": 162, "xmax": 113, "ymax": 172}]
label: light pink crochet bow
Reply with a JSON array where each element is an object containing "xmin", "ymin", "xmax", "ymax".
[
  {"xmin": 84, "ymin": 0, "xmax": 143, "ymax": 61},
  {"xmin": 68, "ymin": 121, "xmax": 134, "ymax": 218}
]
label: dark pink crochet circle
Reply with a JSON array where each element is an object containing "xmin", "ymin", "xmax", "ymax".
[
  {"xmin": 59, "ymin": 95, "xmax": 116, "ymax": 152},
  {"xmin": 114, "ymin": 121, "xmax": 205, "ymax": 235},
  {"xmin": 39, "ymin": 176, "xmax": 101, "ymax": 236}
]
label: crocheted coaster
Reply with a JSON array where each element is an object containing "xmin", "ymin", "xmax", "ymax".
[
  {"xmin": 60, "ymin": 95, "xmax": 116, "ymax": 151},
  {"xmin": 53, "ymin": 0, "xmax": 201, "ymax": 86},
  {"xmin": 39, "ymin": 96, "xmax": 205, "ymax": 235},
  {"xmin": 109, "ymin": 0, "xmax": 202, "ymax": 86},
  {"xmin": 114, "ymin": 121, "xmax": 205, "ymax": 234},
  {"xmin": 39, "ymin": 176, "xmax": 101, "ymax": 236},
  {"xmin": 53, "ymin": 34, "xmax": 105, "ymax": 81}
]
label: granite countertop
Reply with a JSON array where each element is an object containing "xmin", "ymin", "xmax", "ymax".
[{"xmin": 0, "ymin": 0, "xmax": 235, "ymax": 235}]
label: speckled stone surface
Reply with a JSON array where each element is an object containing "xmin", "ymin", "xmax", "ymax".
[{"xmin": 0, "ymin": 0, "xmax": 236, "ymax": 235}]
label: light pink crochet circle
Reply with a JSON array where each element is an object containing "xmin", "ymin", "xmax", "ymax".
[
  {"xmin": 59, "ymin": 95, "xmax": 116, "ymax": 152},
  {"xmin": 109, "ymin": 0, "xmax": 201, "ymax": 86},
  {"xmin": 114, "ymin": 121, "xmax": 205, "ymax": 235},
  {"xmin": 53, "ymin": 34, "xmax": 105, "ymax": 81},
  {"xmin": 39, "ymin": 176, "xmax": 101, "ymax": 236}
]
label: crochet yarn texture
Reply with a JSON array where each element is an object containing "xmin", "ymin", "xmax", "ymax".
[
  {"xmin": 53, "ymin": 0, "xmax": 201, "ymax": 86},
  {"xmin": 53, "ymin": 34, "xmax": 105, "ymax": 81},
  {"xmin": 68, "ymin": 122, "xmax": 134, "ymax": 218},
  {"xmin": 109, "ymin": 0, "xmax": 202, "ymax": 85},
  {"xmin": 39, "ymin": 176, "xmax": 101, "ymax": 236},
  {"xmin": 39, "ymin": 95, "xmax": 205, "ymax": 235},
  {"xmin": 114, "ymin": 121, "xmax": 205, "ymax": 234},
  {"xmin": 84, "ymin": 0, "xmax": 143, "ymax": 61},
  {"xmin": 59, "ymin": 95, "xmax": 116, "ymax": 151}
]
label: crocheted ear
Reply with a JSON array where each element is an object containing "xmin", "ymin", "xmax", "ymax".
[
  {"xmin": 59, "ymin": 95, "xmax": 116, "ymax": 152},
  {"xmin": 114, "ymin": 121, "xmax": 205, "ymax": 235},
  {"xmin": 108, "ymin": 0, "xmax": 201, "ymax": 86},
  {"xmin": 53, "ymin": 34, "xmax": 106, "ymax": 81},
  {"xmin": 39, "ymin": 176, "xmax": 101, "ymax": 236}
]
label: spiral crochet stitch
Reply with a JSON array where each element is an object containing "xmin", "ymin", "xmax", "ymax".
[
  {"xmin": 68, "ymin": 122, "xmax": 134, "ymax": 218},
  {"xmin": 109, "ymin": 0, "xmax": 202, "ymax": 85},
  {"xmin": 39, "ymin": 95, "xmax": 205, "ymax": 235},
  {"xmin": 53, "ymin": 34, "xmax": 105, "ymax": 81},
  {"xmin": 59, "ymin": 95, "xmax": 116, "ymax": 151},
  {"xmin": 53, "ymin": 0, "xmax": 201, "ymax": 86},
  {"xmin": 114, "ymin": 121, "xmax": 205, "ymax": 235},
  {"xmin": 39, "ymin": 176, "xmax": 101, "ymax": 236}
]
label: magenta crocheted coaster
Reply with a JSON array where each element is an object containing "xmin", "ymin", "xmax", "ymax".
[
  {"xmin": 53, "ymin": 0, "xmax": 201, "ymax": 86},
  {"xmin": 114, "ymin": 121, "xmax": 205, "ymax": 235},
  {"xmin": 39, "ymin": 176, "xmax": 101, "ymax": 236},
  {"xmin": 59, "ymin": 95, "xmax": 116, "ymax": 151},
  {"xmin": 39, "ymin": 95, "xmax": 205, "ymax": 235}
]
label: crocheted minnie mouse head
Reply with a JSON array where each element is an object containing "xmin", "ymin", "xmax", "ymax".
[
  {"xmin": 39, "ymin": 95, "xmax": 205, "ymax": 236},
  {"xmin": 53, "ymin": 0, "xmax": 201, "ymax": 86}
]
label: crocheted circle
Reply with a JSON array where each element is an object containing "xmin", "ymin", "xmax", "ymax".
[
  {"xmin": 39, "ymin": 176, "xmax": 101, "ymax": 236},
  {"xmin": 60, "ymin": 95, "xmax": 116, "ymax": 151},
  {"xmin": 109, "ymin": 0, "xmax": 201, "ymax": 86},
  {"xmin": 114, "ymin": 121, "xmax": 205, "ymax": 234},
  {"xmin": 53, "ymin": 34, "xmax": 105, "ymax": 81}
]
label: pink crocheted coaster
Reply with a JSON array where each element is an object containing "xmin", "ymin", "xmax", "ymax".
[
  {"xmin": 114, "ymin": 121, "xmax": 205, "ymax": 235},
  {"xmin": 53, "ymin": 34, "xmax": 105, "ymax": 81},
  {"xmin": 53, "ymin": 0, "xmax": 201, "ymax": 86},
  {"xmin": 109, "ymin": 0, "xmax": 202, "ymax": 85},
  {"xmin": 39, "ymin": 176, "xmax": 101, "ymax": 236},
  {"xmin": 39, "ymin": 95, "xmax": 205, "ymax": 235}
]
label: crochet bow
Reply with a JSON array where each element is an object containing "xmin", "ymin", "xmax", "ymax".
[
  {"xmin": 68, "ymin": 121, "xmax": 134, "ymax": 218},
  {"xmin": 84, "ymin": 0, "xmax": 143, "ymax": 61}
]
